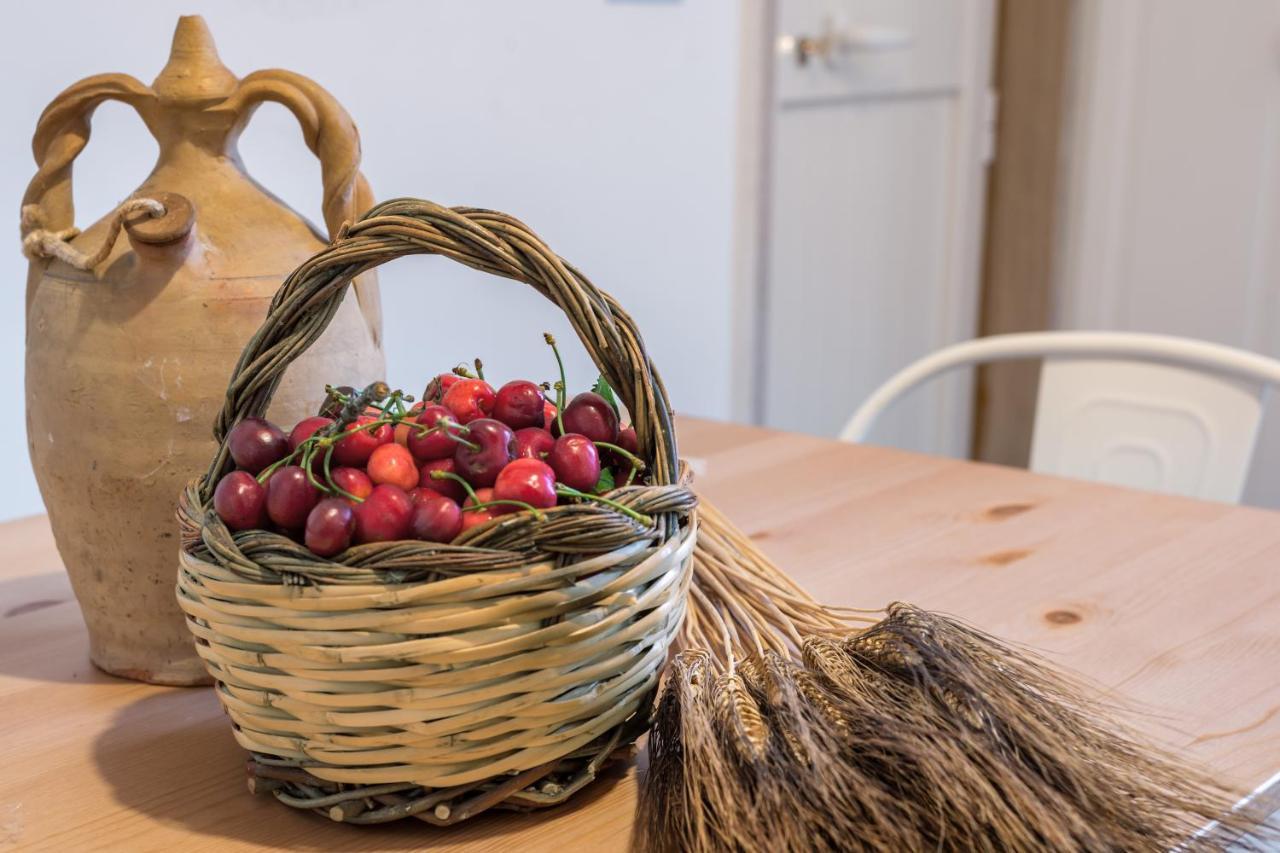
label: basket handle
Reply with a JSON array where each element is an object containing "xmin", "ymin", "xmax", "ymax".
[{"xmin": 201, "ymin": 198, "xmax": 678, "ymax": 497}]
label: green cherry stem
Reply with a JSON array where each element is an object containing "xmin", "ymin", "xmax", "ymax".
[
  {"xmin": 474, "ymin": 358, "xmax": 485, "ymax": 381},
  {"xmin": 544, "ymin": 332, "xmax": 567, "ymax": 434},
  {"xmin": 430, "ymin": 469, "xmax": 481, "ymax": 504},
  {"xmin": 465, "ymin": 499, "xmax": 544, "ymax": 520},
  {"xmin": 555, "ymin": 485, "xmax": 653, "ymax": 525},
  {"xmin": 595, "ymin": 441, "xmax": 646, "ymax": 472},
  {"xmin": 322, "ymin": 444, "xmax": 363, "ymax": 503}
]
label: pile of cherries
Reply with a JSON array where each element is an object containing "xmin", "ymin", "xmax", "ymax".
[{"xmin": 211, "ymin": 335, "xmax": 646, "ymax": 558}]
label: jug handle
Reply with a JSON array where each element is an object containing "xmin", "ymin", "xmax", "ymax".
[
  {"xmin": 21, "ymin": 73, "xmax": 158, "ymax": 241},
  {"xmin": 215, "ymin": 69, "xmax": 380, "ymax": 342}
]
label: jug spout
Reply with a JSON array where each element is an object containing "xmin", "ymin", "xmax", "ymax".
[{"xmin": 152, "ymin": 16, "xmax": 237, "ymax": 104}]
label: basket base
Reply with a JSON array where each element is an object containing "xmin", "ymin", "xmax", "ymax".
[{"xmin": 243, "ymin": 723, "xmax": 639, "ymax": 826}]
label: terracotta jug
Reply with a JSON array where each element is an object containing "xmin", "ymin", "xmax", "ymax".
[{"xmin": 21, "ymin": 16, "xmax": 384, "ymax": 685}]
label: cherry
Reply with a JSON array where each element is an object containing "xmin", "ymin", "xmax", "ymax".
[
  {"xmin": 352, "ymin": 484, "xmax": 413, "ymax": 543},
  {"xmin": 423, "ymin": 373, "xmax": 460, "ymax": 403},
  {"xmin": 494, "ymin": 458, "xmax": 557, "ymax": 510},
  {"xmin": 441, "ymin": 378, "xmax": 496, "ymax": 424},
  {"xmin": 289, "ymin": 416, "xmax": 334, "ymax": 451},
  {"xmin": 213, "ymin": 471, "xmax": 266, "ymax": 531},
  {"xmin": 603, "ymin": 425, "xmax": 642, "ymax": 478},
  {"xmin": 304, "ymin": 497, "xmax": 355, "ymax": 557},
  {"xmin": 514, "ymin": 427, "xmax": 555, "ymax": 460},
  {"xmin": 330, "ymin": 467, "xmax": 373, "ymax": 501},
  {"xmin": 393, "ymin": 401, "xmax": 426, "ymax": 447},
  {"xmin": 418, "ymin": 458, "xmax": 465, "ymax": 502},
  {"xmin": 454, "ymin": 418, "xmax": 515, "ymax": 487},
  {"xmin": 543, "ymin": 400, "xmax": 558, "ymax": 431},
  {"xmin": 618, "ymin": 426, "xmax": 638, "ymax": 455},
  {"xmin": 332, "ymin": 416, "xmax": 392, "ymax": 467},
  {"xmin": 408, "ymin": 493, "xmax": 463, "ymax": 542},
  {"xmin": 460, "ymin": 506, "xmax": 498, "ymax": 533},
  {"xmin": 407, "ymin": 404, "xmax": 462, "ymax": 463},
  {"xmin": 265, "ymin": 466, "xmax": 320, "ymax": 531},
  {"xmin": 318, "ymin": 385, "xmax": 357, "ymax": 419},
  {"xmin": 227, "ymin": 417, "xmax": 289, "ymax": 474},
  {"xmin": 548, "ymin": 433, "xmax": 601, "ymax": 491},
  {"xmin": 558, "ymin": 392, "xmax": 619, "ymax": 444},
  {"xmin": 463, "ymin": 487, "xmax": 515, "ymax": 516},
  {"xmin": 367, "ymin": 443, "xmax": 419, "ymax": 491},
  {"xmin": 493, "ymin": 380, "xmax": 546, "ymax": 430}
]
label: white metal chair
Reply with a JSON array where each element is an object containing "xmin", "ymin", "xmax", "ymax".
[{"xmin": 841, "ymin": 331, "xmax": 1280, "ymax": 503}]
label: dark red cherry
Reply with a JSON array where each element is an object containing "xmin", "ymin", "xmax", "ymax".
[
  {"xmin": 494, "ymin": 458, "xmax": 557, "ymax": 510},
  {"xmin": 513, "ymin": 427, "xmax": 555, "ymax": 460},
  {"xmin": 304, "ymin": 497, "xmax": 355, "ymax": 557},
  {"xmin": 352, "ymin": 484, "xmax": 413, "ymax": 543},
  {"xmin": 408, "ymin": 493, "xmax": 463, "ymax": 542},
  {"xmin": 548, "ymin": 433, "xmax": 601, "ymax": 491},
  {"xmin": 330, "ymin": 467, "xmax": 373, "ymax": 502},
  {"xmin": 418, "ymin": 458, "xmax": 465, "ymax": 502},
  {"xmin": 493, "ymin": 380, "xmax": 546, "ymax": 430},
  {"xmin": 454, "ymin": 418, "xmax": 515, "ymax": 487},
  {"xmin": 289, "ymin": 416, "xmax": 334, "ymax": 451},
  {"xmin": 558, "ymin": 392, "xmax": 619, "ymax": 444},
  {"xmin": 407, "ymin": 404, "xmax": 462, "ymax": 463},
  {"xmin": 265, "ymin": 466, "xmax": 321, "ymax": 531},
  {"xmin": 227, "ymin": 418, "xmax": 289, "ymax": 474},
  {"xmin": 441, "ymin": 378, "xmax": 496, "ymax": 424},
  {"xmin": 213, "ymin": 471, "xmax": 266, "ymax": 531}
]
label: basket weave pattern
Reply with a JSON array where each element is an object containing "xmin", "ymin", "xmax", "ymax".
[{"xmin": 176, "ymin": 199, "xmax": 696, "ymax": 824}]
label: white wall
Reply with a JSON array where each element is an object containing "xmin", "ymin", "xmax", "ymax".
[{"xmin": 0, "ymin": 1, "xmax": 740, "ymax": 521}]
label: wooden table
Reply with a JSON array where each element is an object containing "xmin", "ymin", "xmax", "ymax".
[{"xmin": 3, "ymin": 418, "xmax": 1279, "ymax": 851}]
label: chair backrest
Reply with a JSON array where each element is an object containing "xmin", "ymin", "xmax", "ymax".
[{"xmin": 841, "ymin": 332, "xmax": 1280, "ymax": 503}]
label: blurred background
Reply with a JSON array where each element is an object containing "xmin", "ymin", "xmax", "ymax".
[{"xmin": 3, "ymin": 0, "xmax": 1278, "ymax": 520}]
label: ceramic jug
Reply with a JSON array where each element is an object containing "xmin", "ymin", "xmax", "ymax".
[{"xmin": 21, "ymin": 16, "xmax": 384, "ymax": 685}]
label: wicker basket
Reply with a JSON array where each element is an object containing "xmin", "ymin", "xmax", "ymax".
[{"xmin": 176, "ymin": 198, "xmax": 698, "ymax": 825}]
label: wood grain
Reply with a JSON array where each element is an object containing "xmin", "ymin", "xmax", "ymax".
[{"xmin": 2, "ymin": 418, "xmax": 1278, "ymax": 851}]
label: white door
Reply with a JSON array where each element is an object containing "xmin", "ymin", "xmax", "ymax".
[
  {"xmin": 1055, "ymin": 0, "xmax": 1280, "ymax": 507},
  {"xmin": 756, "ymin": 0, "xmax": 996, "ymax": 457}
]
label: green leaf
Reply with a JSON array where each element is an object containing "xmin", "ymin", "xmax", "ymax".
[
  {"xmin": 593, "ymin": 466, "xmax": 616, "ymax": 494},
  {"xmin": 592, "ymin": 374, "xmax": 620, "ymax": 416}
]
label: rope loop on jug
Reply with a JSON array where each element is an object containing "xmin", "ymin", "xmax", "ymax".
[{"xmin": 21, "ymin": 196, "xmax": 166, "ymax": 270}]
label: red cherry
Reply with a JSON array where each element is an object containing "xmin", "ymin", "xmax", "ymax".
[
  {"xmin": 330, "ymin": 467, "xmax": 373, "ymax": 501},
  {"xmin": 462, "ymin": 486, "xmax": 516, "ymax": 516},
  {"xmin": 548, "ymin": 433, "xmax": 601, "ymax": 491},
  {"xmin": 265, "ymin": 466, "xmax": 321, "ymax": 531},
  {"xmin": 454, "ymin": 418, "xmax": 515, "ymax": 487},
  {"xmin": 407, "ymin": 404, "xmax": 462, "ymax": 463},
  {"xmin": 603, "ymin": 425, "xmax": 641, "ymax": 473},
  {"xmin": 393, "ymin": 401, "xmax": 426, "ymax": 447},
  {"xmin": 494, "ymin": 458, "xmax": 557, "ymax": 510},
  {"xmin": 409, "ymin": 493, "xmax": 463, "ymax": 542},
  {"xmin": 423, "ymin": 373, "xmax": 460, "ymax": 403},
  {"xmin": 352, "ymin": 484, "xmax": 413, "ymax": 543},
  {"xmin": 332, "ymin": 416, "xmax": 392, "ymax": 467},
  {"xmin": 213, "ymin": 471, "xmax": 266, "ymax": 531},
  {"xmin": 304, "ymin": 497, "xmax": 355, "ymax": 557},
  {"xmin": 289, "ymin": 416, "xmax": 334, "ymax": 451},
  {"xmin": 418, "ymin": 458, "xmax": 465, "ymax": 502},
  {"xmin": 558, "ymin": 392, "xmax": 619, "ymax": 444},
  {"xmin": 367, "ymin": 443, "xmax": 419, "ymax": 491},
  {"xmin": 227, "ymin": 418, "xmax": 289, "ymax": 474},
  {"xmin": 514, "ymin": 427, "xmax": 555, "ymax": 460},
  {"xmin": 493, "ymin": 380, "xmax": 546, "ymax": 430},
  {"xmin": 543, "ymin": 400, "xmax": 558, "ymax": 431},
  {"xmin": 460, "ymin": 507, "xmax": 497, "ymax": 532},
  {"xmin": 618, "ymin": 426, "xmax": 638, "ymax": 455},
  {"xmin": 441, "ymin": 378, "xmax": 496, "ymax": 424}
]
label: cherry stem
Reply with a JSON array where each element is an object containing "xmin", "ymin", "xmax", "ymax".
[
  {"xmin": 430, "ymin": 469, "xmax": 481, "ymax": 503},
  {"xmin": 596, "ymin": 441, "xmax": 645, "ymax": 472},
  {"xmin": 453, "ymin": 363, "xmax": 477, "ymax": 379},
  {"xmin": 464, "ymin": 499, "xmax": 544, "ymax": 520},
  {"xmin": 322, "ymin": 444, "xmax": 363, "ymax": 503},
  {"xmin": 544, "ymin": 332, "xmax": 567, "ymax": 434},
  {"xmin": 555, "ymin": 485, "xmax": 653, "ymax": 525},
  {"xmin": 474, "ymin": 358, "xmax": 485, "ymax": 381}
]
